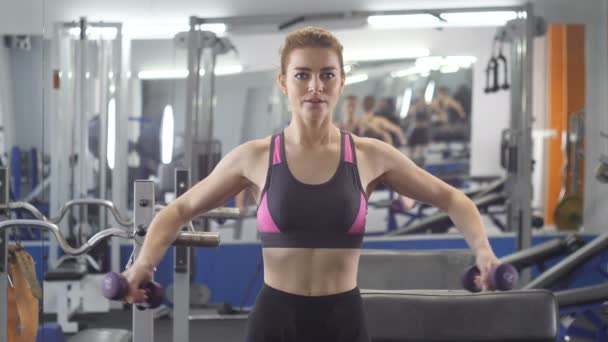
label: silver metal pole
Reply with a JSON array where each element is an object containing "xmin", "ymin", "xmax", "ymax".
[
  {"xmin": 199, "ymin": 46, "xmax": 216, "ymax": 143},
  {"xmin": 76, "ymin": 17, "xmax": 89, "ymax": 200},
  {"xmin": 500, "ymin": 4, "xmax": 543, "ymax": 283},
  {"xmin": 519, "ymin": 2, "xmax": 535, "ymax": 252},
  {"xmin": 183, "ymin": 16, "xmax": 200, "ymax": 172},
  {"xmin": 173, "ymin": 169, "xmax": 190, "ymax": 342},
  {"xmin": 112, "ymin": 23, "xmax": 127, "ymax": 282},
  {"xmin": 132, "ymin": 180, "xmax": 155, "ymax": 342},
  {"xmin": 0, "ymin": 168, "xmax": 9, "ymax": 342},
  {"xmin": 98, "ymin": 38, "xmax": 109, "ymax": 232}
]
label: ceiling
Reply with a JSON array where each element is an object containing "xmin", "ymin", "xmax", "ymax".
[{"xmin": 1, "ymin": 0, "xmax": 531, "ymax": 34}]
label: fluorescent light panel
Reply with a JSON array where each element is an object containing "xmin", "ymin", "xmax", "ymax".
[
  {"xmin": 424, "ymin": 81, "xmax": 435, "ymax": 104},
  {"xmin": 392, "ymin": 56, "xmax": 477, "ymax": 78},
  {"xmin": 107, "ymin": 98, "xmax": 116, "ymax": 170},
  {"xmin": 344, "ymin": 48, "xmax": 430, "ymax": 62},
  {"xmin": 400, "ymin": 88, "xmax": 413, "ymax": 119},
  {"xmin": 345, "ymin": 74, "xmax": 369, "ymax": 85},
  {"xmin": 367, "ymin": 14, "xmax": 441, "ymax": 28},
  {"xmin": 161, "ymin": 105, "xmax": 174, "ymax": 164}
]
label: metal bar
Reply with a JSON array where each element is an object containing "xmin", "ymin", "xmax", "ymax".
[
  {"xmin": 0, "ymin": 219, "xmax": 217, "ymax": 256},
  {"xmin": 517, "ymin": 2, "xmax": 535, "ymax": 283},
  {"xmin": 173, "ymin": 232, "xmax": 220, "ymax": 248},
  {"xmin": 132, "ymin": 181, "xmax": 155, "ymax": 342},
  {"xmin": 184, "ymin": 16, "xmax": 199, "ymax": 172},
  {"xmin": 49, "ymin": 198, "xmax": 133, "ymax": 226},
  {"xmin": 3, "ymin": 202, "xmax": 47, "ymax": 220},
  {"xmin": 524, "ymin": 231, "xmax": 608, "ymax": 290},
  {"xmin": 192, "ymin": 6, "xmax": 525, "ymax": 25},
  {"xmin": 200, "ymin": 207, "xmax": 242, "ymax": 219},
  {"xmin": 0, "ymin": 220, "xmax": 131, "ymax": 255},
  {"xmin": 0, "ymin": 199, "xmax": 133, "ymax": 226},
  {"xmin": 174, "ymin": 169, "xmax": 190, "ymax": 342},
  {"xmin": 112, "ymin": 22, "xmax": 127, "ymax": 296},
  {"xmin": 98, "ymin": 38, "xmax": 110, "ymax": 232},
  {"xmin": 0, "ymin": 168, "xmax": 9, "ymax": 342},
  {"xmin": 497, "ymin": 6, "xmax": 536, "ymax": 283},
  {"xmin": 155, "ymin": 205, "xmax": 244, "ymax": 220}
]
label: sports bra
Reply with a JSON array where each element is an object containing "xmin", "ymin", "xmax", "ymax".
[{"xmin": 256, "ymin": 131, "xmax": 367, "ymax": 248}]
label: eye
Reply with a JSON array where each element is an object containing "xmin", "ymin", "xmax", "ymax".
[
  {"xmin": 322, "ymin": 72, "xmax": 336, "ymax": 80},
  {"xmin": 295, "ymin": 73, "xmax": 308, "ymax": 80}
]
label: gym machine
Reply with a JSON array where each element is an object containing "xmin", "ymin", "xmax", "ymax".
[
  {"xmin": 494, "ymin": 5, "xmax": 546, "ymax": 262},
  {"xmin": 48, "ymin": 17, "xmax": 129, "ymax": 278},
  {"xmin": 0, "ymin": 179, "xmax": 221, "ymax": 342},
  {"xmin": 1, "ymin": 197, "xmax": 132, "ymax": 332},
  {"xmin": 171, "ymin": 16, "xmax": 237, "ymax": 342}
]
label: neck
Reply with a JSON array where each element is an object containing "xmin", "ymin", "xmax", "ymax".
[{"xmin": 285, "ymin": 113, "xmax": 338, "ymax": 147}]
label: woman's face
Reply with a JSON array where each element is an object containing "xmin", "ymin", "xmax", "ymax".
[{"xmin": 279, "ymin": 47, "xmax": 345, "ymax": 122}]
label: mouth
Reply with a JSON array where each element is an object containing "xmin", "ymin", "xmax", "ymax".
[{"xmin": 303, "ymin": 99, "xmax": 326, "ymax": 104}]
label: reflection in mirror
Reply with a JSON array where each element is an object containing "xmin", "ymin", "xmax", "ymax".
[
  {"xmin": 132, "ymin": 14, "xmax": 535, "ymax": 238},
  {"xmin": 338, "ymin": 55, "xmax": 477, "ymax": 236},
  {"xmin": 0, "ymin": 25, "xmax": 47, "ymax": 341},
  {"xmin": 0, "ymin": 34, "xmax": 44, "ymax": 205},
  {"xmin": 340, "ymin": 57, "xmax": 474, "ymax": 171},
  {"xmin": 41, "ymin": 19, "xmax": 127, "ymax": 273}
]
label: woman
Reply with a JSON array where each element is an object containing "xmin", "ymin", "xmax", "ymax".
[{"xmin": 122, "ymin": 27, "xmax": 499, "ymax": 342}]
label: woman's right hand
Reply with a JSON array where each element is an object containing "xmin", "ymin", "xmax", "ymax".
[{"xmin": 121, "ymin": 261, "xmax": 154, "ymax": 304}]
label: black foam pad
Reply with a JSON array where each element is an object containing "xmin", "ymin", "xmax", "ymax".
[
  {"xmin": 362, "ymin": 289, "xmax": 557, "ymax": 342},
  {"xmin": 43, "ymin": 260, "xmax": 87, "ymax": 281}
]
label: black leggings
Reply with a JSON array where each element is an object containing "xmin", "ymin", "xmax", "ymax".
[{"xmin": 245, "ymin": 284, "xmax": 370, "ymax": 342}]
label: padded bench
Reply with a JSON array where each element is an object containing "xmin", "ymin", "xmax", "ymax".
[
  {"xmin": 362, "ymin": 289, "xmax": 558, "ymax": 342},
  {"xmin": 43, "ymin": 260, "xmax": 88, "ymax": 282}
]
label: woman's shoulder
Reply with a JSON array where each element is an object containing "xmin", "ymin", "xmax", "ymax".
[
  {"xmin": 350, "ymin": 134, "xmax": 391, "ymax": 155},
  {"xmin": 230, "ymin": 135, "xmax": 276, "ymax": 163}
]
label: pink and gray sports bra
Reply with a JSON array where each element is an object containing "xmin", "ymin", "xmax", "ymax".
[{"xmin": 256, "ymin": 131, "xmax": 367, "ymax": 249}]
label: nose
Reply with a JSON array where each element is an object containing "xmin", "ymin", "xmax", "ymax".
[{"xmin": 308, "ymin": 75, "xmax": 324, "ymax": 93}]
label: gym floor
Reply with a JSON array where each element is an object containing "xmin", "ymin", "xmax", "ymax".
[{"xmin": 47, "ymin": 309, "xmax": 249, "ymax": 342}]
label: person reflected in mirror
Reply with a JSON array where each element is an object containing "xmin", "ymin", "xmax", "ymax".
[
  {"xmin": 359, "ymin": 95, "xmax": 407, "ymax": 147},
  {"xmin": 338, "ymin": 94, "xmax": 363, "ymax": 135},
  {"xmin": 406, "ymin": 91, "xmax": 432, "ymax": 166},
  {"xmin": 430, "ymin": 86, "xmax": 466, "ymax": 126}
]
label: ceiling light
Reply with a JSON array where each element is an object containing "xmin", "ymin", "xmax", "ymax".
[
  {"xmin": 367, "ymin": 14, "xmax": 441, "ymax": 29},
  {"xmin": 345, "ymin": 74, "xmax": 368, "ymax": 85},
  {"xmin": 344, "ymin": 48, "xmax": 430, "ymax": 62}
]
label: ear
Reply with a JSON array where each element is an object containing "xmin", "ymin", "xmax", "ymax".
[{"xmin": 277, "ymin": 72, "xmax": 287, "ymax": 96}]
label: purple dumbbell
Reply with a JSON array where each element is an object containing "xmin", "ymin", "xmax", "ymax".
[
  {"xmin": 102, "ymin": 272, "xmax": 164, "ymax": 309},
  {"xmin": 461, "ymin": 264, "xmax": 519, "ymax": 292}
]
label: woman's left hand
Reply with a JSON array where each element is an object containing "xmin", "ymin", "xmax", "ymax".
[{"xmin": 474, "ymin": 248, "xmax": 500, "ymax": 291}]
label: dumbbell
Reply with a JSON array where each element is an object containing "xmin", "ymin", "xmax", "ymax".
[
  {"xmin": 461, "ymin": 263, "xmax": 519, "ymax": 292},
  {"xmin": 102, "ymin": 272, "xmax": 164, "ymax": 309}
]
